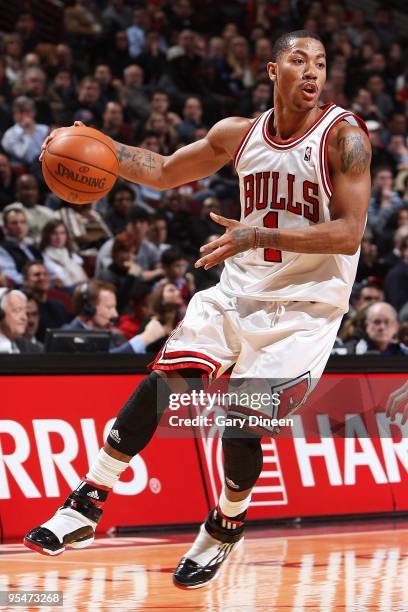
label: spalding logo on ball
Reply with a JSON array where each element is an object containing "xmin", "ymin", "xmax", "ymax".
[{"xmin": 41, "ymin": 126, "xmax": 119, "ymax": 205}]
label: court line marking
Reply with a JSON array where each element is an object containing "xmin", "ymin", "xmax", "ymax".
[{"xmin": 1, "ymin": 526, "xmax": 408, "ymax": 561}]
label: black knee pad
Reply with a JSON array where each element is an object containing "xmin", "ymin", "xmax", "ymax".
[
  {"xmin": 222, "ymin": 431, "xmax": 263, "ymax": 492},
  {"xmin": 107, "ymin": 369, "xmax": 204, "ymax": 456}
]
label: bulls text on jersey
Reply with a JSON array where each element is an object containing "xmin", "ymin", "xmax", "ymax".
[{"xmin": 243, "ymin": 171, "xmax": 320, "ymax": 224}]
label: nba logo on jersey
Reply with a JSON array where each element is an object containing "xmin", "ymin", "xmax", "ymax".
[{"xmin": 304, "ymin": 146, "xmax": 312, "ymax": 162}]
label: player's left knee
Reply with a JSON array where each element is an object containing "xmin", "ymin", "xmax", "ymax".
[{"xmin": 222, "ymin": 431, "xmax": 263, "ymax": 491}]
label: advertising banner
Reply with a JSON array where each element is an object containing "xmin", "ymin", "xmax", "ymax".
[{"xmin": 1, "ymin": 373, "xmax": 407, "ymax": 539}]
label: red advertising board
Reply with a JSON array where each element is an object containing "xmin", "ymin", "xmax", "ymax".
[
  {"xmin": 0, "ymin": 375, "xmax": 208, "ymax": 539},
  {"xmin": 0, "ymin": 373, "xmax": 407, "ymax": 540}
]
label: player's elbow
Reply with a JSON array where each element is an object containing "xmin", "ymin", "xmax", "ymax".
[{"xmin": 341, "ymin": 235, "xmax": 361, "ymax": 256}]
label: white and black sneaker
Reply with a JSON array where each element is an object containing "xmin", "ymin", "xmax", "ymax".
[
  {"xmin": 23, "ymin": 480, "xmax": 109, "ymax": 556},
  {"xmin": 173, "ymin": 506, "xmax": 245, "ymax": 589}
]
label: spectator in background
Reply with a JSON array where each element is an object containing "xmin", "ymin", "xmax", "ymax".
[
  {"xmin": 13, "ymin": 174, "xmax": 56, "ymax": 244},
  {"xmin": 3, "ymin": 33, "xmax": 23, "ymax": 85},
  {"xmin": 160, "ymin": 247, "xmax": 194, "ymax": 303},
  {"xmin": 118, "ymin": 279, "xmax": 152, "ymax": 340},
  {"xmin": 137, "ymin": 31, "xmax": 167, "ymax": 86},
  {"xmin": 102, "ymin": 0, "xmax": 133, "ymax": 33},
  {"xmin": 104, "ymin": 182, "xmax": 136, "ymax": 235},
  {"xmin": 353, "ymin": 279, "xmax": 385, "ymax": 313},
  {"xmin": 384, "ymin": 226, "xmax": 408, "ymax": 273},
  {"xmin": 351, "ymin": 88, "xmax": 383, "ymax": 123},
  {"xmin": 387, "ymin": 135, "xmax": 408, "ymax": 172},
  {"xmin": 356, "ymin": 228, "xmax": 386, "ymax": 282},
  {"xmin": 96, "ymin": 206, "xmax": 162, "ymax": 280},
  {"xmin": 146, "ymin": 111, "xmax": 177, "ymax": 154},
  {"xmin": 366, "ymin": 121, "xmax": 395, "ymax": 170},
  {"xmin": 226, "ymin": 36, "xmax": 255, "ymax": 92},
  {"xmin": 368, "ymin": 166, "xmax": 402, "ymax": 231},
  {"xmin": 94, "ymin": 64, "xmax": 118, "ymax": 104},
  {"xmin": 116, "ymin": 280, "xmax": 185, "ymax": 354},
  {"xmin": 68, "ymin": 77, "xmax": 103, "ymax": 127},
  {"xmin": 346, "ymin": 302, "xmax": 402, "ymax": 355},
  {"xmin": 0, "ymin": 154, "xmax": 16, "ymax": 209},
  {"xmin": 127, "ymin": 7, "xmax": 149, "ymax": 59},
  {"xmin": 101, "ymin": 101, "xmax": 134, "ymax": 144},
  {"xmin": 120, "ymin": 64, "xmax": 150, "ymax": 123},
  {"xmin": 97, "ymin": 234, "xmax": 147, "ymax": 312},
  {"xmin": 40, "ymin": 220, "xmax": 88, "ymax": 288},
  {"xmin": 58, "ymin": 203, "xmax": 112, "ymax": 254},
  {"xmin": 164, "ymin": 29, "xmax": 204, "ymax": 98},
  {"xmin": 189, "ymin": 196, "xmax": 222, "ymax": 249},
  {"xmin": 22, "ymin": 291, "xmax": 43, "ymax": 350},
  {"xmin": 385, "ymin": 237, "xmax": 408, "ymax": 312},
  {"xmin": 0, "ymin": 206, "xmax": 42, "ymax": 285},
  {"xmin": 145, "ymin": 281, "xmax": 184, "ymax": 352},
  {"xmin": 64, "ymin": 280, "xmax": 125, "ymax": 348},
  {"xmin": 20, "ymin": 67, "xmax": 54, "ymax": 125},
  {"xmin": 150, "ymin": 90, "xmax": 181, "ymax": 129},
  {"xmin": 23, "ymin": 261, "xmax": 70, "ymax": 341},
  {"xmin": 1, "ymin": 96, "xmax": 49, "ymax": 168},
  {"xmin": 0, "ymin": 288, "xmax": 41, "ymax": 353},
  {"xmin": 148, "ymin": 213, "xmax": 170, "ymax": 254},
  {"xmin": 107, "ymin": 30, "xmax": 133, "ymax": 78},
  {"xmin": 47, "ymin": 70, "xmax": 77, "ymax": 124},
  {"xmin": 176, "ymin": 97, "xmax": 205, "ymax": 144},
  {"xmin": 366, "ymin": 74, "xmax": 394, "ymax": 120},
  {"xmin": 192, "ymin": 233, "xmax": 224, "ymax": 291},
  {"xmin": 237, "ymin": 79, "xmax": 272, "ymax": 117}
]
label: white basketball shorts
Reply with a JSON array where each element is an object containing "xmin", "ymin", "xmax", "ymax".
[{"xmin": 151, "ymin": 284, "xmax": 343, "ymax": 386}]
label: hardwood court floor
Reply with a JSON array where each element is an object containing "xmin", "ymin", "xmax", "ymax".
[{"xmin": 1, "ymin": 521, "xmax": 408, "ymax": 611}]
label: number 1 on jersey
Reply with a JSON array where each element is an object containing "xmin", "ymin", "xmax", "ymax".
[{"xmin": 263, "ymin": 211, "xmax": 282, "ymax": 262}]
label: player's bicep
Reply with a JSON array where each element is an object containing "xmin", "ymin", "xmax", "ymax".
[
  {"xmin": 160, "ymin": 120, "xmax": 234, "ymax": 189},
  {"xmin": 328, "ymin": 126, "xmax": 371, "ymax": 251}
]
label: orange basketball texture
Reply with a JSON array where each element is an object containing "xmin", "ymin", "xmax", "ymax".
[{"xmin": 42, "ymin": 126, "xmax": 119, "ymax": 204}]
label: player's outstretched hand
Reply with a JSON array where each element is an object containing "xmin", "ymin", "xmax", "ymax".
[
  {"xmin": 195, "ymin": 212, "xmax": 256, "ymax": 270},
  {"xmin": 386, "ymin": 380, "xmax": 408, "ymax": 424},
  {"xmin": 39, "ymin": 121, "xmax": 85, "ymax": 161}
]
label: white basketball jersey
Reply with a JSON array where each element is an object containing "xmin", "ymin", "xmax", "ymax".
[{"xmin": 219, "ymin": 103, "xmax": 367, "ymax": 312}]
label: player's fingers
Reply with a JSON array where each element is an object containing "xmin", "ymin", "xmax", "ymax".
[
  {"xmin": 209, "ymin": 212, "xmax": 235, "ymax": 227},
  {"xmin": 200, "ymin": 235, "xmax": 227, "ymax": 253},
  {"xmin": 74, "ymin": 121, "xmax": 85, "ymax": 127},
  {"xmin": 385, "ymin": 390, "xmax": 398, "ymax": 416},
  {"xmin": 401, "ymin": 404, "xmax": 408, "ymax": 425},
  {"xmin": 195, "ymin": 244, "xmax": 231, "ymax": 269}
]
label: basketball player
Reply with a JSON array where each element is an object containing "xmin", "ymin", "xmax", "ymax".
[{"xmin": 24, "ymin": 31, "xmax": 371, "ymax": 589}]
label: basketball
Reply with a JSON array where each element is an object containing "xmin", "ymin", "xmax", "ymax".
[{"xmin": 41, "ymin": 126, "xmax": 119, "ymax": 205}]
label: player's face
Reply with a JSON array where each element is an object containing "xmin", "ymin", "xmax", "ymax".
[{"xmin": 268, "ymin": 38, "xmax": 326, "ymax": 111}]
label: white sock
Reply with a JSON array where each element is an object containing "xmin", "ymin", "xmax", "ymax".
[
  {"xmin": 218, "ymin": 487, "xmax": 251, "ymax": 518},
  {"xmin": 85, "ymin": 448, "xmax": 129, "ymax": 488}
]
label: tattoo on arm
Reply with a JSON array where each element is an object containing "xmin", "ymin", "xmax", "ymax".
[
  {"xmin": 338, "ymin": 134, "xmax": 370, "ymax": 175},
  {"xmin": 115, "ymin": 145, "xmax": 157, "ymax": 173},
  {"xmin": 231, "ymin": 227, "xmax": 256, "ymax": 251}
]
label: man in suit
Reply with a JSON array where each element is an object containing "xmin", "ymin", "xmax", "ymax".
[
  {"xmin": 0, "ymin": 205, "xmax": 42, "ymax": 285},
  {"xmin": 0, "ymin": 288, "xmax": 42, "ymax": 353}
]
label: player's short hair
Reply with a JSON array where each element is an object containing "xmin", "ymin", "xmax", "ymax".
[{"xmin": 271, "ymin": 30, "xmax": 324, "ymax": 62}]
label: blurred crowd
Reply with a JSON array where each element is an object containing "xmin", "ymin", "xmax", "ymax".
[{"xmin": 0, "ymin": 0, "xmax": 407, "ymax": 357}]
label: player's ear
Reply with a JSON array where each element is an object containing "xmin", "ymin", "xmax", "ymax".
[{"xmin": 267, "ymin": 62, "xmax": 277, "ymax": 82}]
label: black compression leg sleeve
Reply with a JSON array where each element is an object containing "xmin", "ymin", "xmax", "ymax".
[
  {"xmin": 107, "ymin": 372, "xmax": 165, "ymax": 456},
  {"xmin": 222, "ymin": 430, "xmax": 263, "ymax": 492},
  {"xmin": 106, "ymin": 369, "xmax": 203, "ymax": 456}
]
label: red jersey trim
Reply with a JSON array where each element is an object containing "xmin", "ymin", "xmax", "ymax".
[
  {"xmin": 150, "ymin": 349, "xmax": 222, "ymax": 377},
  {"xmin": 262, "ymin": 103, "xmax": 336, "ymax": 151},
  {"xmin": 233, "ymin": 112, "xmax": 266, "ymax": 170}
]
